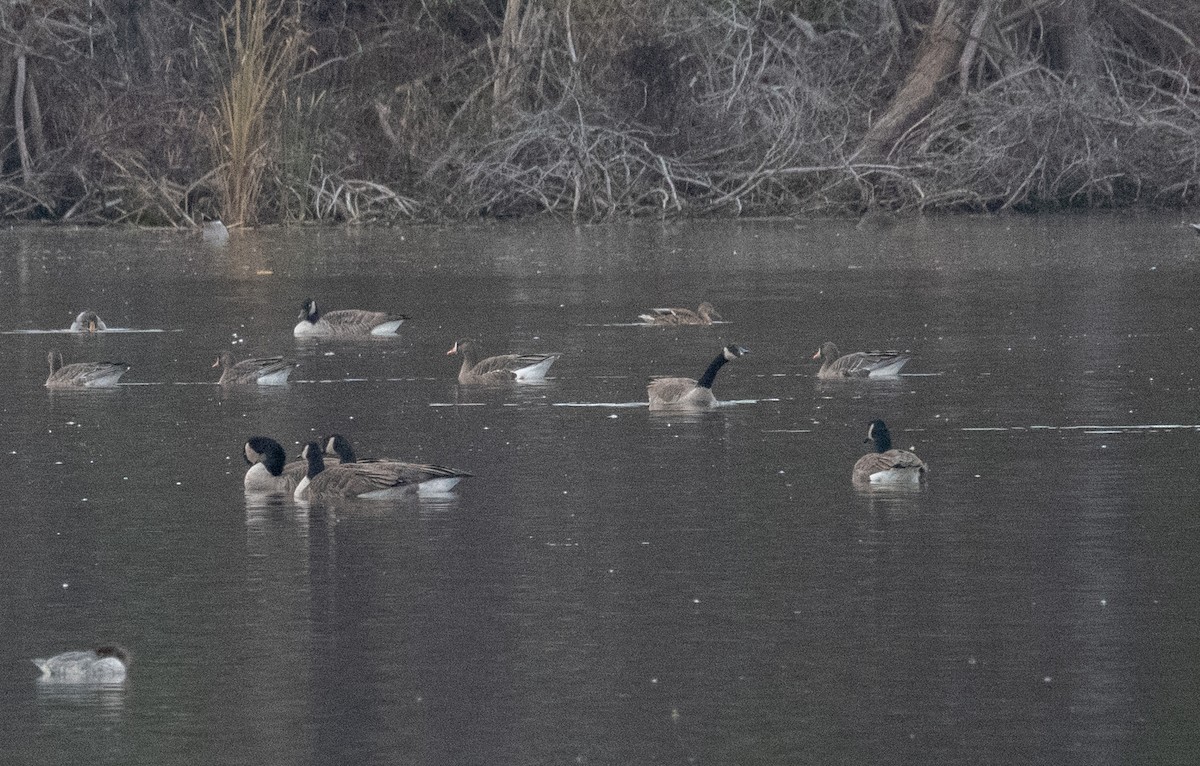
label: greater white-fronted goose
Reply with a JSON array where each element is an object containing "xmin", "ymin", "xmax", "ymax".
[
  {"xmin": 813, "ymin": 342, "xmax": 910, "ymax": 379},
  {"xmin": 638, "ymin": 302, "xmax": 722, "ymax": 325},
  {"xmin": 69, "ymin": 311, "xmax": 107, "ymax": 333},
  {"xmin": 446, "ymin": 338, "xmax": 560, "ymax": 384},
  {"xmin": 45, "ymin": 350, "xmax": 130, "ymax": 388},
  {"xmin": 293, "ymin": 298, "xmax": 409, "ymax": 337},
  {"xmin": 243, "ymin": 436, "xmax": 300, "ymax": 494},
  {"xmin": 324, "ymin": 434, "xmax": 473, "ymax": 495},
  {"xmin": 647, "ymin": 344, "xmax": 748, "ymax": 411},
  {"xmin": 212, "ymin": 351, "xmax": 297, "ymax": 385},
  {"xmin": 852, "ymin": 419, "xmax": 928, "ymax": 484},
  {"xmin": 293, "ymin": 441, "xmax": 416, "ymax": 501},
  {"xmin": 32, "ymin": 646, "xmax": 129, "ymax": 681}
]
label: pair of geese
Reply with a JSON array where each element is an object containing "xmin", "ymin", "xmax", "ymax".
[{"xmin": 244, "ymin": 434, "xmax": 472, "ymax": 501}]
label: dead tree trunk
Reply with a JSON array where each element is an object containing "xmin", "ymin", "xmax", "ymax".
[
  {"xmin": 1045, "ymin": 0, "xmax": 1098, "ymax": 81},
  {"xmin": 855, "ymin": 0, "xmax": 982, "ymax": 161}
]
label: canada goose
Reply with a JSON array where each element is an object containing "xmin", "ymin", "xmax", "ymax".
[
  {"xmin": 852, "ymin": 419, "xmax": 928, "ymax": 484},
  {"xmin": 212, "ymin": 351, "xmax": 297, "ymax": 385},
  {"xmin": 45, "ymin": 350, "xmax": 129, "ymax": 388},
  {"xmin": 243, "ymin": 436, "xmax": 300, "ymax": 494},
  {"xmin": 638, "ymin": 302, "xmax": 722, "ymax": 325},
  {"xmin": 69, "ymin": 311, "xmax": 107, "ymax": 333},
  {"xmin": 324, "ymin": 434, "xmax": 473, "ymax": 495},
  {"xmin": 294, "ymin": 441, "xmax": 416, "ymax": 501},
  {"xmin": 813, "ymin": 342, "xmax": 910, "ymax": 379},
  {"xmin": 647, "ymin": 344, "xmax": 748, "ymax": 411},
  {"xmin": 446, "ymin": 339, "xmax": 560, "ymax": 384},
  {"xmin": 293, "ymin": 298, "xmax": 409, "ymax": 337},
  {"xmin": 32, "ymin": 646, "xmax": 129, "ymax": 681}
]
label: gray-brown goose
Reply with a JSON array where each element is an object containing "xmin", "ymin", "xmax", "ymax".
[
  {"xmin": 45, "ymin": 350, "xmax": 129, "ymax": 388},
  {"xmin": 243, "ymin": 436, "xmax": 300, "ymax": 494},
  {"xmin": 293, "ymin": 441, "xmax": 416, "ymax": 501},
  {"xmin": 213, "ymin": 351, "xmax": 297, "ymax": 385},
  {"xmin": 813, "ymin": 342, "xmax": 910, "ymax": 379},
  {"xmin": 293, "ymin": 298, "xmax": 409, "ymax": 337},
  {"xmin": 446, "ymin": 338, "xmax": 560, "ymax": 384},
  {"xmin": 324, "ymin": 434, "xmax": 472, "ymax": 495},
  {"xmin": 852, "ymin": 420, "xmax": 928, "ymax": 484},
  {"xmin": 638, "ymin": 302, "xmax": 722, "ymax": 326},
  {"xmin": 647, "ymin": 344, "xmax": 748, "ymax": 411}
]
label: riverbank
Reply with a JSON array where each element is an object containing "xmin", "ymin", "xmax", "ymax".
[{"xmin": 1, "ymin": 1, "xmax": 1198, "ymax": 226}]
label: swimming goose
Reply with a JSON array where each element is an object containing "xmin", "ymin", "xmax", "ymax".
[
  {"xmin": 446, "ymin": 339, "xmax": 560, "ymax": 384},
  {"xmin": 852, "ymin": 419, "xmax": 928, "ymax": 484},
  {"xmin": 243, "ymin": 436, "xmax": 300, "ymax": 494},
  {"xmin": 69, "ymin": 311, "xmax": 107, "ymax": 333},
  {"xmin": 638, "ymin": 302, "xmax": 722, "ymax": 325},
  {"xmin": 294, "ymin": 441, "xmax": 416, "ymax": 501},
  {"xmin": 647, "ymin": 344, "xmax": 748, "ymax": 411},
  {"xmin": 213, "ymin": 351, "xmax": 297, "ymax": 385},
  {"xmin": 813, "ymin": 342, "xmax": 910, "ymax": 379},
  {"xmin": 324, "ymin": 434, "xmax": 473, "ymax": 494},
  {"xmin": 33, "ymin": 646, "xmax": 129, "ymax": 681},
  {"xmin": 45, "ymin": 350, "xmax": 130, "ymax": 388},
  {"xmin": 293, "ymin": 299, "xmax": 409, "ymax": 337}
]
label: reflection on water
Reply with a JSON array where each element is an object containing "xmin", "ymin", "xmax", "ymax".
[{"xmin": 2, "ymin": 215, "xmax": 1200, "ymax": 765}]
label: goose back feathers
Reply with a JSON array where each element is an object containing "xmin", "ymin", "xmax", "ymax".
[
  {"xmin": 45, "ymin": 350, "xmax": 129, "ymax": 388},
  {"xmin": 294, "ymin": 299, "xmax": 409, "ymax": 337},
  {"xmin": 324, "ymin": 434, "xmax": 472, "ymax": 495},
  {"xmin": 638, "ymin": 302, "xmax": 722, "ymax": 325},
  {"xmin": 647, "ymin": 344, "xmax": 748, "ymax": 411},
  {"xmin": 447, "ymin": 339, "xmax": 560, "ymax": 384},
  {"xmin": 33, "ymin": 646, "xmax": 129, "ymax": 681},
  {"xmin": 852, "ymin": 420, "xmax": 928, "ymax": 484},
  {"xmin": 813, "ymin": 342, "xmax": 910, "ymax": 379},
  {"xmin": 213, "ymin": 351, "xmax": 296, "ymax": 385},
  {"xmin": 294, "ymin": 441, "xmax": 416, "ymax": 500}
]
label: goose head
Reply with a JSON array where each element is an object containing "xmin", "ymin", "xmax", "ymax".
[
  {"xmin": 94, "ymin": 645, "xmax": 130, "ymax": 665},
  {"xmin": 212, "ymin": 351, "xmax": 235, "ymax": 369},
  {"xmin": 298, "ymin": 299, "xmax": 319, "ymax": 323},
  {"xmin": 301, "ymin": 441, "xmax": 327, "ymax": 478},
  {"xmin": 244, "ymin": 436, "xmax": 288, "ymax": 475},
  {"xmin": 325, "ymin": 434, "xmax": 356, "ymax": 463},
  {"xmin": 698, "ymin": 302, "xmax": 722, "ymax": 322},
  {"xmin": 446, "ymin": 339, "xmax": 479, "ymax": 356},
  {"xmin": 71, "ymin": 311, "xmax": 106, "ymax": 333},
  {"xmin": 722, "ymin": 344, "xmax": 749, "ymax": 360},
  {"xmin": 46, "ymin": 350, "xmax": 64, "ymax": 373},
  {"xmin": 864, "ymin": 419, "xmax": 893, "ymax": 452},
  {"xmin": 813, "ymin": 342, "xmax": 839, "ymax": 361}
]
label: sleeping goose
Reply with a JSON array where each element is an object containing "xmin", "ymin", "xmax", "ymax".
[
  {"xmin": 813, "ymin": 341, "xmax": 910, "ymax": 379},
  {"xmin": 293, "ymin": 298, "xmax": 409, "ymax": 337},
  {"xmin": 45, "ymin": 350, "xmax": 130, "ymax": 388},
  {"xmin": 647, "ymin": 344, "xmax": 748, "ymax": 411},
  {"xmin": 69, "ymin": 311, "xmax": 107, "ymax": 333},
  {"xmin": 243, "ymin": 436, "xmax": 300, "ymax": 494},
  {"xmin": 33, "ymin": 646, "xmax": 129, "ymax": 681},
  {"xmin": 324, "ymin": 434, "xmax": 473, "ymax": 495},
  {"xmin": 852, "ymin": 419, "xmax": 928, "ymax": 484},
  {"xmin": 638, "ymin": 302, "xmax": 722, "ymax": 325},
  {"xmin": 293, "ymin": 441, "xmax": 416, "ymax": 501},
  {"xmin": 213, "ymin": 351, "xmax": 297, "ymax": 385},
  {"xmin": 446, "ymin": 339, "xmax": 560, "ymax": 384}
]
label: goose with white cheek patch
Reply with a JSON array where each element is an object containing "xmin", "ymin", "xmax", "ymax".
[
  {"xmin": 446, "ymin": 338, "xmax": 560, "ymax": 384},
  {"xmin": 213, "ymin": 351, "xmax": 297, "ymax": 385},
  {"xmin": 647, "ymin": 344, "xmax": 748, "ymax": 411},
  {"xmin": 243, "ymin": 436, "xmax": 300, "ymax": 494},
  {"xmin": 293, "ymin": 298, "xmax": 409, "ymax": 337},
  {"xmin": 852, "ymin": 419, "xmax": 928, "ymax": 484},
  {"xmin": 294, "ymin": 441, "xmax": 417, "ymax": 501},
  {"xmin": 638, "ymin": 302, "xmax": 722, "ymax": 326},
  {"xmin": 69, "ymin": 311, "xmax": 107, "ymax": 333},
  {"xmin": 813, "ymin": 341, "xmax": 909, "ymax": 379},
  {"xmin": 33, "ymin": 646, "xmax": 129, "ymax": 681},
  {"xmin": 45, "ymin": 350, "xmax": 129, "ymax": 388},
  {"xmin": 324, "ymin": 434, "xmax": 473, "ymax": 495}
]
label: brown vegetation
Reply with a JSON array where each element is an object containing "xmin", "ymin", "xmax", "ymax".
[{"xmin": 0, "ymin": 0, "xmax": 1197, "ymax": 225}]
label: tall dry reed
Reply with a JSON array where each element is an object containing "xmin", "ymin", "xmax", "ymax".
[{"xmin": 213, "ymin": 0, "xmax": 304, "ymax": 226}]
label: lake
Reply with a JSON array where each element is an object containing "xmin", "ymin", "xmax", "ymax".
[{"xmin": 1, "ymin": 213, "xmax": 1198, "ymax": 765}]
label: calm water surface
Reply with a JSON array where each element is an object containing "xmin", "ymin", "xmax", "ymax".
[{"xmin": 1, "ymin": 215, "xmax": 1198, "ymax": 765}]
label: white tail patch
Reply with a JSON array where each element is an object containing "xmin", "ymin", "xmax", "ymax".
[
  {"xmin": 369, "ymin": 320, "xmax": 406, "ymax": 335},
  {"xmin": 513, "ymin": 356, "xmax": 558, "ymax": 381}
]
